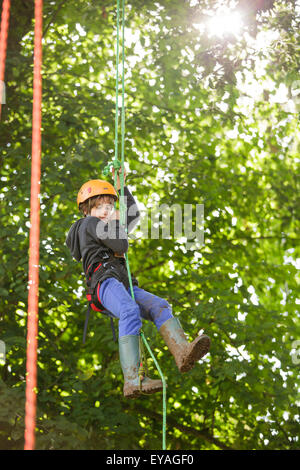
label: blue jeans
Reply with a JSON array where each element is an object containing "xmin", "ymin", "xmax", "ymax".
[{"xmin": 98, "ymin": 277, "xmax": 173, "ymax": 337}]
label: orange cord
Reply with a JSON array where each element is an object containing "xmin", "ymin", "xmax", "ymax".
[
  {"xmin": 24, "ymin": 0, "xmax": 43, "ymax": 451},
  {"xmin": 0, "ymin": 0, "xmax": 10, "ymax": 119}
]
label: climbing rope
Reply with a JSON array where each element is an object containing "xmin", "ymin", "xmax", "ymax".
[
  {"xmin": 141, "ymin": 332, "xmax": 167, "ymax": 450},
  {"xmin": 0, "ymin": 0, "xmax": 10, "ymax": 120},
  {"xmin": 107, "ymin": 0, "xmax": 167, "ymax": 450},
  {"xmin": 24, "ymin": 0, "xmax": 43, "ymax": 451}
]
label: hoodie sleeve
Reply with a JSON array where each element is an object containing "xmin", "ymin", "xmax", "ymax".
[
  {"xmin": 118, "ymin": 185, "xmax": 140, "ymax": 233},
  {"xmin": 86, "ymin": 216, "xmax": 129, "ymax": 253},
  {"xmin": 66, "ymin": 216, "xmax": 129, "ymax": 262},
  {"xmin": 66, "ymin": 219, "xmax": 83, "ymax": 261}
]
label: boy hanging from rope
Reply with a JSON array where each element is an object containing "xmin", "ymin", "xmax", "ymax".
[{"xmin": 66, "ymin": 167, "xmax": 210, "ymax": 398}]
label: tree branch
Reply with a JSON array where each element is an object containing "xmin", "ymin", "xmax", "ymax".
[
  {"xmin": 122, "ymin": 403, "xmax": 234, "ymax": 450},
  {"xmin": 43, "ymin": 0, "xmax": 67, "ymax": 38}
]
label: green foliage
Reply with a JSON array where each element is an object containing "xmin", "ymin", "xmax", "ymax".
[{"xmin": 0, "ymin": 0, "xmax": 299, "ymax": 450}]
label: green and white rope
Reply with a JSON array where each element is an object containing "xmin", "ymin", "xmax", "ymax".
[{"xmin": 104, "ymin": 0, "xmax": 167, "ymax": 450}]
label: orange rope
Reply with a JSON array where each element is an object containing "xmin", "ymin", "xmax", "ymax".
[
  {"xmin": 0, "ymin": 0, "xmax": 10, "ymax": 120},
  {"xmin": 24, "ymin": 0, "xmax": 43, "ymax": 451}
]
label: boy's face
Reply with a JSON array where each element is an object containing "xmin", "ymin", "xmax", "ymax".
[{"xmin": 90, "ymin": 199, "xmax": 114, "ymax": 222}]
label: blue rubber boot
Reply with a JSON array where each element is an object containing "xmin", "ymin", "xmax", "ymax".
[
  {"xmin": 119, "ymin": 335, "xmax": 163, "ymax": 398},
  {"xmin": 159, "ymin": 317, "xmax": 211, "ymax": 373}
]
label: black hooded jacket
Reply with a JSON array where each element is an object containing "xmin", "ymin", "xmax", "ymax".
[{"xmin": 66, "ymin": 186, "xmax": 140, "ymax": 289}]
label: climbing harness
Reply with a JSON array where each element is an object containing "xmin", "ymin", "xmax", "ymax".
[
  {"xmin": 83, "ymin": 248, "xmax": 138, "ymax": 344},
  {"xmin": 108, "ymin": 0, "xmax": 167, "ymax": 450}
]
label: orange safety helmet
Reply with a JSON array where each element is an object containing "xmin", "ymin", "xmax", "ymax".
[{"xmin": 77, "ymin": 179, "xmax": 118, "ymax": 208}]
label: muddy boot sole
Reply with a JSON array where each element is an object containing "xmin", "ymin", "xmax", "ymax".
[
  {"xmin": 179, "ymin": 334, "xmax": 211, "ymax": 373},
  {"xmin": 141, "ymin": 379, "xmax": 164, "ymax": 395},
  {"xmin": 123, "ymin": 384, "xmax": 141, "ymax": 399},
  {"xmin": 123, "ymin": 379, "xmax": 164, "ymax": 398}
]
